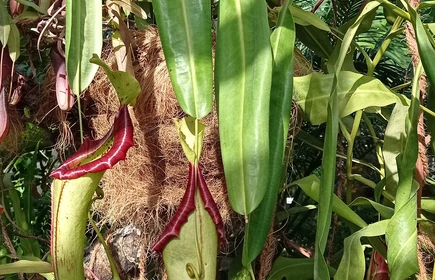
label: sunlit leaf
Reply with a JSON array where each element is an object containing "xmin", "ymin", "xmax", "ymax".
[
  {"xmin": 90, "ymin": 54, "xmax": 140, "ymax": 106},
  {"xmin": 243, "ymin": 0, "xmax": 295, "ymax": 266},
  {"xmin": 293, "ymin": 71, "xmax": 400, "ymax": 125},
  {"xmin": 153, "ymin": 0, "xmax": 212, "ymax": 119},
  {"xmin": 65, "ymin": 0, "xmax": 102, "ymax": 95},
  {"xmin": 216, "ymin": 0, "xmax": 272, "ymax": 215}
]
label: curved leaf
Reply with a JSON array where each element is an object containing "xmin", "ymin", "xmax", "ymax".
[
  {"xmin": 290, "ymin": 5, "xmax": 330, "ymax": 31},
  {"xmin": 216, "ymin": 0, "xmax": 273, "ymax": 215},
  {"xmin": 349, "ymin": 197, "xmax": 394, "ymax": 219},
  {"xmin": 0, "ymin": 260, "xmax": 53, "ymax": 274},
  {"xmin": 152, "ymin": 0, "xmax": 212, "ymax": 119},
  {"xmin": 268, "ymin": 257, "xmax": 336, "ymax": 280},
  {"xmin": 335, "ymin": 220, "xmax": 389, "ymax": 280},
  {"xmin": 243, "ymin": 0, "xmax": 295, "ymax": 266},
  {"xmin": 294, "ymin": 71, "xmax": 400, "ymax": 125},
  {"xmin": 65, "ymin": 0, "xmax": 102, "ymax": 95}
]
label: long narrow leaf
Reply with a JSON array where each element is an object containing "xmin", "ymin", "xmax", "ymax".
[
  {"xmin": 242, "ymin": 0, "xmax": 295, "ymax": 266},
  {"xmin": 410, "ymin": 6, "xmax": 435, "ymax": 92},
  {"xmin": 152, "ymin": 0, "xmax": 212, "ymax": 119},
  {"xmin": 216, "ymin": 0, "xmax": 273, "ymax": 215},
  {"xmin": 384, "ymin": 63, "xmax": 423, "ymax": 280},
  {"xmin": 65, "ymin": 0, "xmax": 102, "ymax": 95},
  {"xmin": 315, "ymin": 3, "xmax": 381, "ymax": 278}
]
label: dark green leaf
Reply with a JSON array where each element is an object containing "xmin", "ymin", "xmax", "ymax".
[
  {"xmin": 243, "ymin": 0, "xmax": 295, "ymax": 266},
  {"xmin": 65, "ymin": 0, "xmax": 103, "ymax": 95},
  {"xmin": 268, "ymin": 257, "xmax": 336, "ymax": 280}
]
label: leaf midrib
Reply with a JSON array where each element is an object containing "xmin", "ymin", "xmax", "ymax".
[
  {"xmin": 181, "ymin": 0, "xmax": 199, "ymax": 118},
  {"xmin": 235, "ymin": 0, "xmax": 247, "ymax": 214}
]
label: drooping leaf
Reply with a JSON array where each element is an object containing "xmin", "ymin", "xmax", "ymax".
[
  {"xmin": 382, "ymin": 102, "xmax": 408, "ymax": 196},
  {"xmin": 65, "ymin": 0, "xmax": 102, "ymax": 95},
  {"xmin": 334, "ymin": 220, "xmax": 389, "ymax": 280},
  {"xmin": 409, "ymin": 5, "xmax": 435, "ymax": 94},
  {"xmin": 349, "ymin": 197, "xmax": 394, "ymax": 219},
  {"xmin": 421, "ymin": 197, "xmax": 435, "ymax": 214},
  {"xmin": 290, "ymin": 5, "xmax": 330, "ymax": 31},
  {"xmin": 268, "ymin": 257, "xmax": 336, "ymax": 280},
  {"xmin": 152, "ymin": 0, "xmax": 212, "ymax": 119},
  {"xmin": 106, "ymin": 0, "xmax": 147, "ymax": 19},
  {"xmin": 314, "ymin": 4, "xmax": 382, "ymax": 274},
  {"xmin": 385, "ymin": 184, "xmax": 418, "ymax": 280},
  {"xmin": 295, "ymin": 24, "xmax": 333, "ymax": 58},
  {"xmin": 293, "ymin": 71, "xmax": 400, "ymax": 125},
  {"xmin": 0, "ymin": 3, "xmax": 11, "ymax": 46},
  {"xmin": 89, "ymin": 54, "xmax": 140, "ymax": 106},
  {"xmin": 0, "ymin": 260, "xmax": 53, "ymax": 274},
  {"xmin": 216, "ymin": 0, "xmax": 273, "ymax": 215},
  {"xmin": 13, "ymin": 0, "xmax": 46, "ymax": 14},
  {"xmin": 7, "ymin": 23, "xmax": 20, "ymax": 62},
  {"xmin": 290, "ymin": 174, "xmax": 366, "ymax": 229},
  {"xmin": 243, "ymin": 0, "xmax": 295, "ymax": 266},
  {"xmin": 385, "ymin": 64, "xmax": 423, "ymax": 280}
]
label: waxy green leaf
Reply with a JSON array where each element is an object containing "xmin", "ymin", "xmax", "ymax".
[
  {"xmin": 243, "ymin": 0, "xmax": 295, "ymax": 266},
  {"xmin": 153, "ymin": 0, "xmax": 212, "ymax": 119},
  {"xmin": 383, "ymin": 102, "xmax": 408, "ymax": 196},
  {"xmin": 216, "ymin": 0, "xmax": 273, "ymax": 215},
  {"xmin": 293, "ymin": 71, "xmax": 400, "ymax": 125},
  {"xmin": 65, "ymin": 0, "xmax": 102, "ymax": 95}
]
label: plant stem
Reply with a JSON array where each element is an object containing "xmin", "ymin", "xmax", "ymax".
[
  {"xmin": 88, "ymin": 193, "xmax": 121, "ymax": 280},
  {"xmin": 368, "ymin": 17, "xmax": 404, "ymax": 76},
  {"xmin": 345, "ymin": 110, "xmax": 363, "ymax": 204}
]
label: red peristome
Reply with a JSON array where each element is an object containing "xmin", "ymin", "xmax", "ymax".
[
  {"xmin": 50, "ymin": 105, "xmax": 134, "ymax": 180},
  {"xmin": 152, "ymin": 163, "xmax": 196, "ymax": 253},
  {"xmin": 152, "ymin": 163, "xmax": 225, "ymax": 253},
  {"xmin": 197, "ymin": 165, "xmax": 225, "ymax": 243}
]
